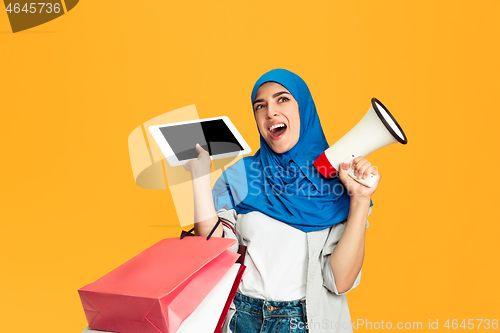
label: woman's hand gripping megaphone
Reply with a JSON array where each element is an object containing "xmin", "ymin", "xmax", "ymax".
[{"xmin": 338, "ymin": 156, "xmax": 381, "ymax": 200}]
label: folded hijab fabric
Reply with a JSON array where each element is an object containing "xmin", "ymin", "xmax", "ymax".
[{"xmin": 212, "ymin": 68, "xmax": 373, "ymax": 232}]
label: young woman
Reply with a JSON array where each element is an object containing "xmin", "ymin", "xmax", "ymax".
[{"xmin": 183, "ymin": 69, "xmax": 380, "ymax": 333}]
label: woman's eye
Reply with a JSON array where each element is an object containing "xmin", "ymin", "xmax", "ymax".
[
  {"xmin": 278, "ymin": 97, "xmax": 289, "ymax": 103},
  {"xmin": 255, "ymin": 104, "xmax": 265, "ymax": 111}
]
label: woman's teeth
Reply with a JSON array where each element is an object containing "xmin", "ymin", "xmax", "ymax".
[
  {"xmin": 269, "ymin": 123, "xmax": 286, "ymax": 132},
  {"xmin": 269, "ymin": 123, "xmax": 287, "ymax": 138}
]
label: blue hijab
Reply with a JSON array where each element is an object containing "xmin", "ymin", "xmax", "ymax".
[{"xmin": 212, "ymin": 68, "xmax": 372, "ymax": 232}]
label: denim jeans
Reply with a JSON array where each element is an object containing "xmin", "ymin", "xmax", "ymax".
[{"xmin": 229, "ymin": 292, "xmax": 309, "ymax": 333}]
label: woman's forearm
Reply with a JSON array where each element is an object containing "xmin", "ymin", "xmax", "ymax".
[
  {"xmin": 191, "ymin": 170, "xmax": 223, "ymax": 237},
  {"xmin": 329, "ymin": 197, "xmax": 371, "ymax": 293}
]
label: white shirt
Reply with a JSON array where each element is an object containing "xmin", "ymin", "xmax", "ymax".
[
  {"xmin": 234, "ymin": 211, "xmax": 308, "ymax": 301},
  {"xmin": 219, "ymin": 206, "xmax": 372, "ymax": 333}
]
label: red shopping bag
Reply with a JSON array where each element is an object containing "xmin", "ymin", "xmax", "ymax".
[{"xmin": 78, "ymin": 225, "xmax": 241, "ymax": 333}]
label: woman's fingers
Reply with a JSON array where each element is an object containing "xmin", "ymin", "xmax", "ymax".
[
  {"xmin": 353, "ymin": 157, "xmax": 375, "ymax": 179},
  {"xmin": 340, "ymin": 162, "xmax": 351, "ymax": 171},
  {"xmin": 358, "ymin": 163, "xmax": 373, "ymax": 179},
  {"xmin": 338, "ymin": 162, "xmax": 351, "ymax": 184},
  {"xmin": 195, "ymin": 143, "xmax": 204, "ymax": 153},
  {"xmin": 353, "ymin": 157, "xmax": 369, "ymax": 178},
  {"xmin": 352, "ymin": 156, "xmax": 364, "ymax": 165},
  {"xmin": 183, "ymin": 144, "xmax": 212, "ymax": 176},
  {"xmin": 340, "ymin": 158, "xmax": 382, "ymax": 198},
  {"xmin": 195, "ymin": 143, "xmax": 207, "ymax": 157},
  {"xmin": 196, "ymin": 143, "xmax": 210, "ymax": 159},
  {"xmin": 361, "ymin": 166, "xmax": 376, "ymax": 179}
]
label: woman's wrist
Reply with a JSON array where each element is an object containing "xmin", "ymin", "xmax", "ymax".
[
  {"xmin": 350, "ymin": 196, "xmax": 371, "ymax": 206},
  {"xmin": 191, "ymin": 166, "xmax": 212, "ymax": 181},
  {"xmin": 191, "ymin": 173, "xmax": 212, "ymax": 196},
  {"xmin": 348, "ymin": 196, "xmax": 371, "ymax": 223}
]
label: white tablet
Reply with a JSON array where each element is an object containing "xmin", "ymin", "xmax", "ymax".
[{"xmin": 149, "ymin": 116, "xmax": 252, "ymax": 166}]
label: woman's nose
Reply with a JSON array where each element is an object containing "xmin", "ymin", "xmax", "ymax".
[{"xmin": 266, "ymin": 103, "xmax": 279, "ymax": 118}]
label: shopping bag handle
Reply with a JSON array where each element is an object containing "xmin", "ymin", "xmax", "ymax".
[{"xmin": 180, "ymin": 217, "xmax": 222, "ymax": 240}]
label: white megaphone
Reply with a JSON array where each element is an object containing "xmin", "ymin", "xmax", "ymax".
[{"xmin": 314, "ymin": 98, "xmax": 407, "ymax": 187}]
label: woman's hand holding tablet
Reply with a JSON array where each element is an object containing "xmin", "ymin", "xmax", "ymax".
[{"xmin": 182, "ymin": 144, "xmax": 212, "ymax": 178}]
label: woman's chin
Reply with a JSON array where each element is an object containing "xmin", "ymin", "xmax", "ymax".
[
  {"xmin": 266, "ymin": 137, "xmax": 300, "ymax": 154},
  {"xmin": 269, "ymin": 142, "xmax": 290, "ymax": 154}
]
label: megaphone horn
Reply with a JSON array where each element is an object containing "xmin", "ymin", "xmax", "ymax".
[{"xmin": 314, "ymin": 98, "xmax": 408, "ymax": 187}]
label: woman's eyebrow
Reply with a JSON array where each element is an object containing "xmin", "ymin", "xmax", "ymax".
[{"xmin": 253, "ymin": 91, "xmax": 290, "ymax": 105}]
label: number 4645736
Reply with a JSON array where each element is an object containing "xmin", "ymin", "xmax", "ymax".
[
  {"xmin": 444, "ymin": 319, "xmax": 498, "ymax": 329},
  {"xmin": 5, "ymin": 3, "xmax": 61, "ymax": 14}
]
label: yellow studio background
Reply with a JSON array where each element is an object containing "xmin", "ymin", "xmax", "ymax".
[{"xmin": 1, "ymin": 0, "xmax": 499, "ymax": 332}]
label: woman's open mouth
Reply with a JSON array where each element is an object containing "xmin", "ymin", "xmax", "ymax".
[{"xmin": 268, "ymin": 123, "xmax": 287, "ymax": 140}]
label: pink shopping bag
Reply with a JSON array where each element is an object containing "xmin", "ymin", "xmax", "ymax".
[{"xmin": 78, "ymin": 232, "xmax": 240, "ymax": 333}]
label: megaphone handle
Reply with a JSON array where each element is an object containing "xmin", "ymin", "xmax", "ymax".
[
  {"xmin": 341, "ymin": 155, "xmax": 378, "ymax": 188},
  {"xmin": 346, "ymin": 167, "xmax": 378, "ymax": 187}
]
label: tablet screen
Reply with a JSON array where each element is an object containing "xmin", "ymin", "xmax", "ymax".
[{"xmin": 158, "ymin": 119, "xmax": 244, "ymax": 161}]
